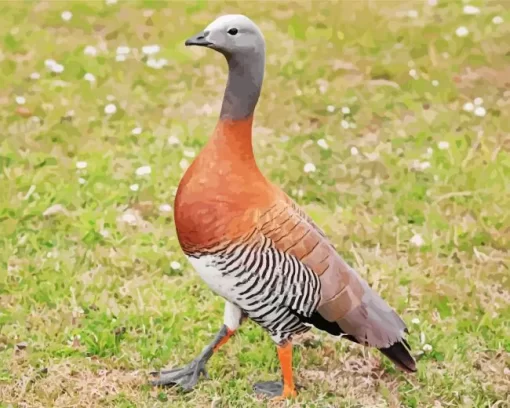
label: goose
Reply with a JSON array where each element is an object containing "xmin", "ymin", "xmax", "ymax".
[{"xmin": 151, "ymin": 14, "xmax": 416, "ymax": 400}]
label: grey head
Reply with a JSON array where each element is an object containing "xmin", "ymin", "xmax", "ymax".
[{"xmin": 185, "ymin": 15, "xmax": 266, "ymax": 121}]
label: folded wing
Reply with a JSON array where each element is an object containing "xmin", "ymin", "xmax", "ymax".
[{"xmin": 257, "ymin": 196, "xmax": 410, "ymax": 351}]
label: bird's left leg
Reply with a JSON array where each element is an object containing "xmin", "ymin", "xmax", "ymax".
[
  {"xmin": 253, "ymin": 340, "xmax": 297, "ymax": 400},
  {"xmin": 150, "ymin": 301, "xmax": 243, "ymax": 390}
]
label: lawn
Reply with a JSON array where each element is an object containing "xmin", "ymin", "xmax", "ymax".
[{"xmin": 0, "ymin": 1, "xmax": 509, "ymax": 407}]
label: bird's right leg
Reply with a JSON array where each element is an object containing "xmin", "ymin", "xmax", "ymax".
[{"xmin": 150, "ymin": 301, "xmax": 243, "ymax": 390}]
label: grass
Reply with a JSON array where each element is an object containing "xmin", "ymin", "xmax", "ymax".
[{"xmin": 0, "ymin": 0, "xmax": 509, "ymax": 407}]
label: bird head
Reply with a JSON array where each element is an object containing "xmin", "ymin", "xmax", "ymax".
[{"xmin": 185, "ymin": 14, "xmax": 265, "ymax": 58}]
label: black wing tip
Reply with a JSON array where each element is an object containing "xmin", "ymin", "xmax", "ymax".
[{"xmin": 379, "ymin": 340, "xmax": 417, "ymax": 373}]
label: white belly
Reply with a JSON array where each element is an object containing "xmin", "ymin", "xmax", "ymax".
[
  {"xmin": 186, "ymin": 254, "xmax": 311, "ymax": 344},
  {"xmin": 187, "ymin": 255, "xmax": 240, "ymax": 303}
]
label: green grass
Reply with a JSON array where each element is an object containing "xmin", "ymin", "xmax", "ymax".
[{"xmin": 1, "ymin": 0, "xmax": 509, "ymax": 407}]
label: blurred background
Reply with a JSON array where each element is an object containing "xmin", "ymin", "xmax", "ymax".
[{"xmin": 0, "ymin": 1, "xmax": 509, "ymax": 407}]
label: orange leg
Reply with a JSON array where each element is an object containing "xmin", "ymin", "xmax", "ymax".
[
  {"xmin": 274, "ymin": 341, "xmax": 297, "ymax": 400},
  {"xmin": 213, "ymin": 327, "xmax": 236, "ymax": 352},
  {"xmin": 253, "ymin": 341, "xmax": 298, "ymax": 399}
]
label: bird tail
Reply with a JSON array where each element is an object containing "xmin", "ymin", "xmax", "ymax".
[{"xmin": 378, "ymin": 339, "xmax": 417, "ymax": 372}]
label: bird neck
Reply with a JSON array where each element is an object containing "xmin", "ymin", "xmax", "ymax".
[
  {"xmin": 209, "ymin": 116, "xmax": 257, "ymax": 168},
  {"xmin": 220, "ymin": 51, "xmax": 265, "ymax": 121}
]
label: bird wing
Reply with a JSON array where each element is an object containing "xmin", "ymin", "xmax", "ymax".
[{"xmin": 256, "ymin": 195, "xmax": 408, "ymax": 348}]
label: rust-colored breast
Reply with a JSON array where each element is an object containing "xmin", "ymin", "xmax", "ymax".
[{"xmin": 174, "ymin": 117, "xmax": 275, "ymax": 254}]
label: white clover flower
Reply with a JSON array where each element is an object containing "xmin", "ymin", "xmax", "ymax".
[
  {"xmin": 492, "ymin": 16, "xmax": 503, "ymax": 25},
  {"xmin": 170, "ymin": 261, "xmax": 181, "ymax": 270},
  {"xmin": 432, "ymin": 80, "xmax": 439, "ymax": 87},
  {"xmin": 438, "ymin": 141, "xmax": 449, "ymax": 150},
  {"xmin": 183, "ymin": 150, "xmax": 195, "ymax": 158},
  {"xmin": 121, "ymin": 213, "xmax": 137, "ymax": 226},
  {"xmin": 474, "ymin": 106, "xmax": 486, "ymax": 117},
  {"xmin": 130, "ymin": 183, "xmax": 139, "ymax": 192},
  {"xmin": 463, "ymin": 5, "xmax": 480, "ymax": 15},
  {"xmin": 115, "ymin": 54, "xmax": 126, "ymax": 62},
  {"xmin": 341, "ymin": 106, "xmax": 350, "ymax": 114},
  {"xmin": 303, "ymin": 163, "xmax": 316, "ymax": 173},
  {"xmin": 142, "ymin": 44, "xmax": 161, "ymax": 55},
  {"xmin": 423, "ymin": 344, "xmax": 433, "ymax": 352},
  {"xmin": 179, "ymin": 159, "xmax": 189, "ymax": 170},
  {"xmin": 61, "ymin": 11, "xmax": 73, "ymax": 21},
  {"xmin": 463, "ymin": 102, "xmax": 474, "ymax": 112},
  {"xmin": 421, "ymin": 161, "xmax": 431, "ymax": 170},
  {"xmin": 84, "ymin": 45, "xmax": 97, "ymax": 56},
  {"xmin": 146, "ymin": 58, "xmax": 167, "ymax": 69},
  {"xmin": 474, "ymin": 97, "xmax": 483, "ymax": 106},
  {"xmin": 45, "ymin": 59, "xmax": 57, "ymax": 68},
  {"xmin": 326, "ymin": 105, "xmax": 335, "ymax": 113},
  {"xmin": 76, "ymin": 161, "xmax": 87, "ymax": 169},
  {"xmin": 159, "ymin": 204, "xmax": 172, "ymax": 213},
  {"xmin": 409, "ymin": 68, "xmax": 418, "ymax": 79},
  {"xmin": 341, "ymin": 120, "xmax": 349, "ymax": 129},
  {"xmin": 84, "ymin": 73, "xmax": 96, "ymax": 82},
  {"xmin": 411, "ymin": 318, "xmax": 420, "ymax": 325},
  {"xmin": 30, "ymin": 72, "xmax": 40, "ymax": 80},
  {"xmin": 135, "ymin": 165, "xmax": 151, "ymax": 176},
  {"xmin": 168, "ymin": 135, "xmax": 180, "ymax": 145},
  {"xmin": 131, "ymin": 127, "xmax": 142, "ymax": 135},
  {"xmin": 317, "ymin": 138, "xmax": 329, "ymax": 149},
  {"xmin": 350, "ymin": 146, "xmax": 359, "ymax": 156},
  {"xmin": 106, "ymin": 0, "xmax": 117, "ymax": 4},
  {"xmin": 428, "ymin": 0, "xmax": 437, "ymax": 6},
  {"xmin": 146, "ymin": 58, "xmax": 157, "ymax": 69},
  {"xmin": 116, "ymin": 46, "xmax": 130, "ymax": 55},
  {"xmin": 104, "ymin": 103, "xmax": 117, "ymax": 115},
  {"xmin": 54, "ymin": 64, "xmax": 65, "ymax": 73},
  {"xmin": 456, "ymin": 26, "xmax": 469, "ymax": 37},
  {"xmin": 15, "ymin": 96, "xmax": 26, "ymax": 105},
  {"xmin": 78, "ymin": 177, "xmax": 86, "ymax": 185},
  {"xmin": 45, "ymin": 58, "xmax": 64, "ymax": 73},
  {"xmin": 410, "ymin": 233, "xmax": 425, "ymax": 247}
]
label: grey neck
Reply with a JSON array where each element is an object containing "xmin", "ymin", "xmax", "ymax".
[{"xmin": 220, "ymin": 51, "xmax": 265, "ymax": 120}]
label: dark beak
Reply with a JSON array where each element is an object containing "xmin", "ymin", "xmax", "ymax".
[{"xmin": 185, "ymin": 31, "xmax": 212, "ymax": 47}]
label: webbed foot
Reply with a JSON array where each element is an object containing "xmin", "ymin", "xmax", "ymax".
[
  {"xmin": 253, "ymin": 381, "xmax": 298, "ymax": 400},
  {"xmin": 150, "ymin": 357, "xmax": 209, "ymax": 390}
]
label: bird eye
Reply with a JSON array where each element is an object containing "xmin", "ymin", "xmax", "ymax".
[{"xmin": 227, "ymin": 28, "xmax": 238, "ymax": 36}]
